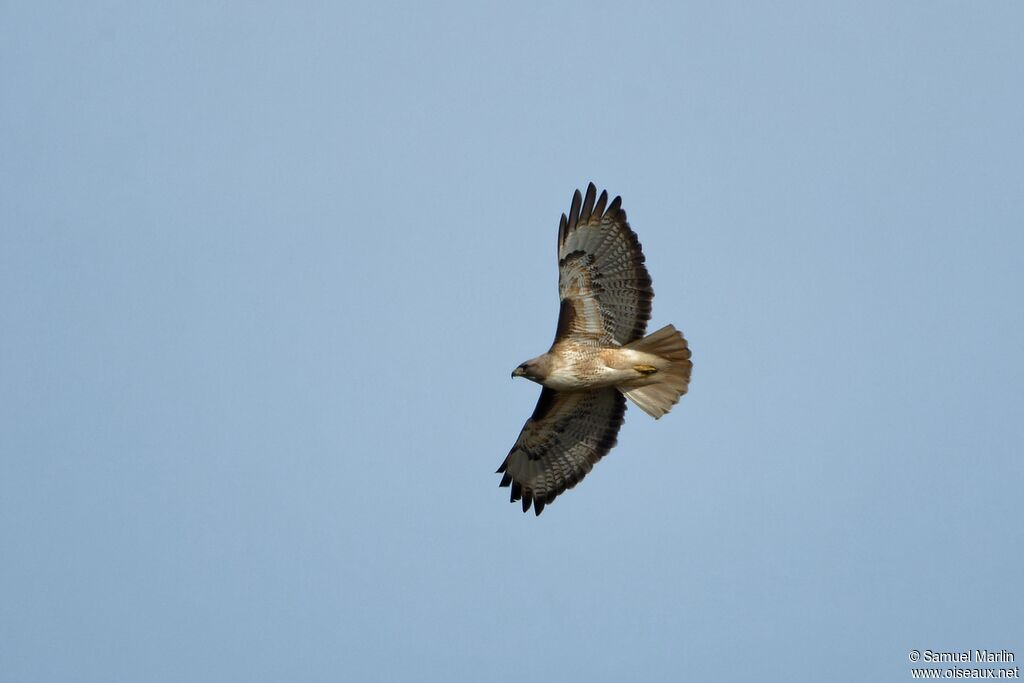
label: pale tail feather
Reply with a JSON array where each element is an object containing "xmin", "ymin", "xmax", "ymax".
[{"xmin": 620, "ymin": 325, "xmax": 692, "ymax": 419}]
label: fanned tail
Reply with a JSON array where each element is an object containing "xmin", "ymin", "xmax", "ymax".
[{"xmin": 620, "ymin": 324, "xmax": 692, "ymax": 419}]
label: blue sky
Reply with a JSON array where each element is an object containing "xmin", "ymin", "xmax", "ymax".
[{"xmin": 2, "ymin": 2, "xmax": 1022, "ymax": 681}]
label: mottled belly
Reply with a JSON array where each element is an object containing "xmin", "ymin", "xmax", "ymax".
[{"xmin": 540, "ymin": 347, "xmax": 656, "ymax": 391}]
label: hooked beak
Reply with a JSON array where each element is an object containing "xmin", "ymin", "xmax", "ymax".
[{"xmin": 512, "ymin": 366, "xmax": 526, "ymax": 378}]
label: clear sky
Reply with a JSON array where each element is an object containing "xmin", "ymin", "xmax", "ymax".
[{"xmin": 2, "ymin": 2, "xmax": 1022, "ymax": 681}]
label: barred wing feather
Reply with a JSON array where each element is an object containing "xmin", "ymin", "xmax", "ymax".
[
  {"xmin": 555, "ymin": 183, "xmax": 653, "ymax": 346},
  {"xmin": 497, "ymin": 387, "xmax": 626, "ymax": 515}
]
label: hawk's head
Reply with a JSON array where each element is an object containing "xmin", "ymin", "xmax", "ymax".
[{"xmin": 512, "ymin": 357, "xmax": 549, "ymax": 383}]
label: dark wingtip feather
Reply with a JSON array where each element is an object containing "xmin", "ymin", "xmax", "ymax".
[
  {"xmin": 567, "ymin": 189, "xmax": 582, "ymax": 232},
  {"xmin": 607, "ymin": 195, "xmax": 622, "ymax": 216},
  {"xmin": 558, "ymin": 213, "xmax": 567, "ymax": 247},
  {"xmin": 580, "ymin": 183, "xmax": 597, "ymax": 224},
  {"xmin": 521, "ymin": 492, "xmax": 532, "ymax": 513},
  {"xmin": 594, "ymin": 190, "xmax": 608, "ymax": 218},
  {"xmin": 498, "ymin": 472, "xmax": 512, "ymax": 487},
  {"xmin": 510, "ymin": 480, "xmax": 522, "ymax": 502},
  {"xmin": 534, "ymin": 499, "xmax": 546, "ymax": 516}
]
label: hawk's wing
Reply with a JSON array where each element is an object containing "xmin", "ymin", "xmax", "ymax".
[
  {"xmin": 554, "ymin": 183, "xmax": 653, "ymax": 346},
  {"xmin": 497, "ymin": 387, "xmax": 626, "ymax": 515}
]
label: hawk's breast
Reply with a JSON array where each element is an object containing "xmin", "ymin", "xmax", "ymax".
[{"xmin": 541, "ymin": 342, "xmax": 625, "ymax": 391}]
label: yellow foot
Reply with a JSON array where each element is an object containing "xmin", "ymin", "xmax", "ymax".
[{"xmin": 633, "ymin": 364, "xmax": 658, "ymax": 376}]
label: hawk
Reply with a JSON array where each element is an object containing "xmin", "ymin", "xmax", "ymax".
[{"xmin": 497, "ymin": 183, "xmax": 693, "ymax": 515}]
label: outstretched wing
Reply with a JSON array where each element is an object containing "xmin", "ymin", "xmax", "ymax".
[
  {"xmin": 496, "ymin": 387, "xmax": 626, "ymax": 515},
  {"xmin": 554, "ymin": 183, "xmax": 653, "ymax": 346}
]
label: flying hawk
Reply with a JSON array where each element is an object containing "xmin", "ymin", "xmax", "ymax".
[{"xmin": 497, "ymin": 183, "xmax": 692, "ymax": 515}]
